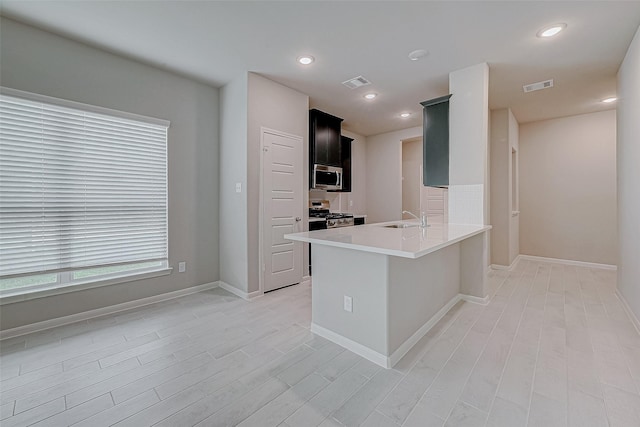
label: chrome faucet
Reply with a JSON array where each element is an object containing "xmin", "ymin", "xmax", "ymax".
[{"xmin": 402, "ymin": 210, "xmax": 428, "ymax": 228}]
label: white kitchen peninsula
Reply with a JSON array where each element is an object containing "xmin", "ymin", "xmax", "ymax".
[{"xmin": 285, "ymin": 221, "xmax": 491, "ymax": 368}]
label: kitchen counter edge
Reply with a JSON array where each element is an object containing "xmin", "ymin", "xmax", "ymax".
[{"xmin": 286, "ymin": 222, "xmax": 491, "ymax": 259}]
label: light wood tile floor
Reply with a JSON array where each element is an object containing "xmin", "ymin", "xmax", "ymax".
[{"xmin": 1, "ymin": 259, "xmax": 639, "ymax": 426}]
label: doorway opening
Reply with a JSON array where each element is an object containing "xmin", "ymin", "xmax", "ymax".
[{"xmin": 401, "ymin": 137, "xmax": 448, "ymax": 223}]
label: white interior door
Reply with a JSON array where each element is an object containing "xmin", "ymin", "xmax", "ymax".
[{"xmin": 262, "ymin": 129, "xmax": 303, "ymax": 292}]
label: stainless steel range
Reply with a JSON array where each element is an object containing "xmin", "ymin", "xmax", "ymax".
[
  {"xmin": 325, "ymin": 213, "xmax": 354, "ymax": 228},
  {"xmin": 309, "ymin": 200, "xmax": 354, "ymax": 229}
]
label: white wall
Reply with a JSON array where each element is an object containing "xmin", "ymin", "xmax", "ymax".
[
  {"xmin": 365, "ymin": 126, "xmax": 422, "ymax": 223},
  {"xmin": 617, "ymin": 24, "xmax": 640, "ymax": 322},
  {"xmin": 402, "ymin": 139, "xmax": 422, "ymax": 217},
  {"xmin": 0, "ymin": 18, "xmax": 220, "ymax": 330},
  {"xmin": 490, "ymin": 108, "xmax": 519, "ymax": 267},
  {"xmin": 490, "ymin": 109, "xmax": 509, "ymax": 266},
  {"xmin": 220, "ymin": 74, "xmax": 249, "ymax": 291},
  {"xmin": 346, "ymin": 130, "xmax": 367, "ymax": 215},
  {"xmin": 448, "ymin": 63, "xmax": 490, "ymax": 226},
  {"xmin": 400, "ymin": 138, "xmax": 447, "ymax": 223},
  {"xmin": 508, "ymin": 112, "xmax": 520, "ymax": 263},
  {"xmin": 519, "ymin": 110, "xmax": 617, "ymax": 265}
]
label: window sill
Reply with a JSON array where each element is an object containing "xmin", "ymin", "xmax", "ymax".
[{"xmin": 0, "ymin": 267, "xmax": 173, "ymax": 306}]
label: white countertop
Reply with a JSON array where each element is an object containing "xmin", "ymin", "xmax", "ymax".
[{"xmin": 286, "ymin": 221, "xmax": 491, "ymax": 259}]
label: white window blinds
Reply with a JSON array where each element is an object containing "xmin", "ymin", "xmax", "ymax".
[{"xmin": 0, "ymin": 89, "xmax": 168, "ymax": 277}]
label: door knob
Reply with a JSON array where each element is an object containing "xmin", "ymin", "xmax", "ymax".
[{"xmin": 295, "ymin": 217, "xmax": 302, "ymax": 222}]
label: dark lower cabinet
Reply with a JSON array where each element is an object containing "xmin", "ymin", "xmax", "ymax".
[{"xmin": 308, "ymin": 219, "xmax": 328, "ymax": 275}]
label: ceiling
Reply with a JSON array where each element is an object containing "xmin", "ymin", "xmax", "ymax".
[{"xmin": 2, "ymin": 1, "xmax": 640, "ymax": 136}]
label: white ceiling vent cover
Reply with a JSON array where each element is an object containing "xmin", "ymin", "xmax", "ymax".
[
  {"xmin": 523, "ymin": 79, "xmax": 554, "ymax": 93},
  {"xmin": 342, "ymin": 75, "xmax": 371, "ymax": 89}
]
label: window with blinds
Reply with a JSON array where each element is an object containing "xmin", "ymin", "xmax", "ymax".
[{"xmin": 0, "ymin": 88, "xmax": 169, "ymax": 295}]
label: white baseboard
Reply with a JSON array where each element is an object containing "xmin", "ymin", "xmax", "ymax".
[
  {"xmin": 0, "ymin": 281, "xmax": 220, "ymax": 341},
  {"xmin": 218, "ymin": 281, "xmax": 263, "ymax": 300},
  {"xmin": 388, "ymin": 294, "xmax": 462, "ymax": 367},
  {"xmin": 616, "ymin": 289, "xmax": 640, "ymax": 335},
  {"xmin": 311, "ymin": 293, "xmax": 486, "ymax": 369},
  {"xmin": 246, "ymin": 290, "xmax": 263, "ymax": 299},
  {"xmin": 491, "ymin": 255, "xmax": 521, "ymax": 271},
  {"xmin": 219, "ymin": 278, "xmax": 311, "ymax": 300},
  {"xmin": 310, "ymin": 323, "xmax": 389, "ymax": 368},
  {"xmin": 459, "ymin": 293, "xmax": 490, "ymax": 305},
  {"xmin": 518, "ymin": 254, "xmax": 617, "ymax": 271}
]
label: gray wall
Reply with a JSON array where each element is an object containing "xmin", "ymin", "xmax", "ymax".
[
  {"xmin": 0, "ymin": 18, "xmax": 220, "ymax": 330},
  {"xmin": 219, "ymin": 73, "xmax": 308, "ymax": 294},
  {"xmin": 247, "ymin": 73, "xmax": 309, "ymax": 293},
  {"xmin": 617, "ymin": 24, "xmax": 640, "ymax": 322},
  {"xmin": 519, "ymin": 110, "xmax": 617, "ymax": 265}
]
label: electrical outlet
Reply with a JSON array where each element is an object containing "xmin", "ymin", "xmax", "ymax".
[
  {"xmin": 178, "ymin": 262, "xmax": 186, "ymax": 273},
  {"xmin": 349, "ymin": 200, "xmax": 354, "ymax": 207},
  {"xmin": 344, "ymin": 295, "xmax": 353, "ymax": 312},
  {"xmin": 235, "ymin": 183, "xmax": 242, "ymax": 193}
]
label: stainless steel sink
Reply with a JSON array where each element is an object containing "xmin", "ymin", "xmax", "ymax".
[{"xmin": 382, "ymin": 223, "xmax": 420, "ymax": 229}]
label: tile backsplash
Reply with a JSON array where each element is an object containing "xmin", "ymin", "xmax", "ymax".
[{"xmin": 448, "ymin": 184, "xmax": 484, "ymax": 225}]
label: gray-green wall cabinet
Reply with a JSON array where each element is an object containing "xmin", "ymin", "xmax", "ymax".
[{"xmin": 421, "ymin": 94, "xmax": 452, "ymax": 187}]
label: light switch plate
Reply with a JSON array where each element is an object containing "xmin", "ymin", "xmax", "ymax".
[
  {"xmin": 344, "ymin": 295, "xmax": 353, "ymax": 312},
  {"xmin": 178, "ymin": 262, "xmax": 186, "ymax": 273}
]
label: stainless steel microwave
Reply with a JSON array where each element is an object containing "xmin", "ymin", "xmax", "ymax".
[{"xmin": 312, "ymin": 164, "xmax": 342, "ymax": 191}]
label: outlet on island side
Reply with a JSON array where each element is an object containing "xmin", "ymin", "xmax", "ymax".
[
  {"xmin": 343, "ymin": 295, "xmax": 353, "ymax": 313},
  {"xmin": 178, "ymin": 262, "xmax": 186, "ymax": 273}
]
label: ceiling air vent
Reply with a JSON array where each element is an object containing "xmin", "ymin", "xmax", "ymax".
[
  {"xmin": 523, "ymin": 79, "xmax": 554, "ymax": 93},
  {"xmin": 342, "ymin": 75, "xmax": 371, "ymax": 89}
]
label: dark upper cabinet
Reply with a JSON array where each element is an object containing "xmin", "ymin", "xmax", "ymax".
[
  {"xmin": 338, "ymin": 136, "xmax": 353, "ymax": 192},
  {"xmin": 421, "ymin": 94, "xmax": 452, "ymax": 187},
  {"xmin": 310, "ymin": 109, "xmax": 343, "ymax": 167}
]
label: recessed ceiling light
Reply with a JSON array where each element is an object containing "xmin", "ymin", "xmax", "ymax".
[
  {"xmin": 400, "ymin": 112, "xmax": 411, "ymax": 118},
  {"xmin": 601, "ymin": 97, "xmax": 617, "ymax": 103},
  {"xmin": 537, "ymin": 23, "xmax": 567, "ymax": 38},
  {"xmin": 297, "ymin": 55, "xmax": 314, "ymax": 65},
  {"xmin": 408, "ymin": 49, "xmax": 429, "ymax": 61},
  {"xmin": 364, "ymin": 93, "xmax": 377, "ymax": 100}
]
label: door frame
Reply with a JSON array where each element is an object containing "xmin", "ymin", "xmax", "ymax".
[{"xmin": 258, "ymin": 126, "xmax": 304, "ymax": 295}]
